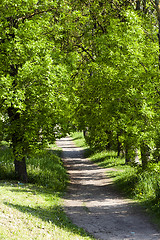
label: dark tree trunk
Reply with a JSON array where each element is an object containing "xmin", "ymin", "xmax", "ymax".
[
  {"xmin": 83, "ymin": 130, "xmax": 87, "ymax": 138},
  {"xmin": 8, "ymin": 106, "xmax": 28, "ymax": 183},
  {"xmin": 125, "ymin": 144, "xmax": 131, "ymax": 164},
  {"xmin": 117, "ymin": 133, "xmax": 121, "ymax": 157},
  {"xmin": 136, "ymin": 0, "xmax": 140, "ymax": 10},
  {"xmin": 12, "ymin": 132, "xmax": 28, "ymax": 183},
  {"xmin": 143, "ymin": 0, "xmax": 147, "ymax": 13},
  {"xmin": 14, "ymin": 158, "xmax": 28, "ymax": 183},
  {"xmin": 124, "ymin": 137, "xmax": 138, "ymax": 165},
  {"xmin": 140, "ymin": 141, "xmax": 150, "ymax": 168}
]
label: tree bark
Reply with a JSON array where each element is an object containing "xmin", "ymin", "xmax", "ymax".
[
  {"xmin": 125, "ymin": 143, "xmax": 131, "ymax": 164},
  {"xmin": 140, "ymin": 141, "xmax": 150, "ymax": 168},
  {"xmin": 14, "ymin": 158, "xmax": 28, "ymax": 183},
  {"xmin": 8, "ymin": 107, "xmax": 28, "ymax": 183},
  {"xmin": 117, "ymin": 133, "xmax": 121, "ymax": 157},
  {"xmin": 136, "ymin": 0, "xmax": 140, "ymax": 10},
  {"xmin": 12, "ymin": 133, "xmax": 28, "ymax": 183}
]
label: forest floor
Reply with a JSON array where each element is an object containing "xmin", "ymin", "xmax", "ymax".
[{"xmin": 56, "ymin": 136, "xmax": 160, "ymax": 240}]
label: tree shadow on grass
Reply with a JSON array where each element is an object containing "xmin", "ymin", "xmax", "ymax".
[
  {"xmin": 91, "ymin": 155, "xmax": 125, "ymax": 169},
  {"xmin": 109, "ymin": 170, "xmax": 138, "ymax": 198},
  {"xmin": 3, "ymin": 186, "xmax": 94, "ymax": 239}
]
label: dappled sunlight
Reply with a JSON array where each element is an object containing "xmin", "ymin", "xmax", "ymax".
[{"xmin": 57, "ymin": 137, "xmax": 160, "ymax": 240}]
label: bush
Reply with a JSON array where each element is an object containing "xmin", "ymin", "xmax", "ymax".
[{"xmin": 0, "ymin": 144, "xmax": 68, "ymax": 192}]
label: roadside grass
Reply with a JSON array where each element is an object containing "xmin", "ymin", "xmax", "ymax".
[
  {"xmin": 0, "ymin": 181, "xmax": 95, "ymax": 240},
  {"xmin": 0, "ymin": 142, "xmax": 95, "ymax": 240},
  {"xmin": 71, "ymin": 131, "xmax": 160, "ymax": 226},
  {"xmin": 70, "ymin": 132, "xmax": 91, "ymax": 157},
  {"xmin": 70, "ymin": 132, "xmax": 88, "ymax": 149}
]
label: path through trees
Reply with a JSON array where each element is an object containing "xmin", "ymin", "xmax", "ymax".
[{"xmin": 56, "ymin": 137, "xmax": 160, "ymax": 240}]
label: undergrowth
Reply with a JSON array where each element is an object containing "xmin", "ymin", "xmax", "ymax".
[{"xmin": 0, "ymin": 144, "xmax": 67, "ymax": 191}]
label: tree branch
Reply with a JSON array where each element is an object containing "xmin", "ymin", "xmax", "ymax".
[
  {"xmin": 77, "ymin": 44, "xmax": 95, "ymax": 61},
  {"xmin": 17, "ymin": 7, "xmax": 56, "ymax": 23}
]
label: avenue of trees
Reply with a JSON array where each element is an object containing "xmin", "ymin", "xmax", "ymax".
[{"xmin": 0, "ymin": 0, "xmax": 160, "ymax": 181}]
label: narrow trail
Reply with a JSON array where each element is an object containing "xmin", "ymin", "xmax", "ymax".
[{"xmin": 56, "ymin": 137, "xmax": 160, "ymax": 240}]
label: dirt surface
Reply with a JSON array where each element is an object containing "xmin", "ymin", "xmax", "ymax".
[{"xmin": 56, "ymin": 137, "xmax": 160, "ymax": 240}]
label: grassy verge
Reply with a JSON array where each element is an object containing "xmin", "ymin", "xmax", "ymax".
[
  {"xmin": 70, "ymin": 132, "xmax": 88, "ymax": 149},
  {"xmin": 0, "ymin": 142, "xmax": 95, "ymax": 240},
  {"xmin": 71, "ymin": 132, "xmax": 160, "ymax": 226},
  {"xmin": 70, "ymin": 132, "xmax": 91, "ymax": 157}
]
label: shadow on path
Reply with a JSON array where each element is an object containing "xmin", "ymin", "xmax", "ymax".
[{"xmin": 56, "ymin": 137, "xmax": 160, "ymax": 240}]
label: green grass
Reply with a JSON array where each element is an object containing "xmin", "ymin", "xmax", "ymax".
[
  {"xmin": 0, "ymin": 144, "xmax": 67, "ymax": 191},
  {"xmin": 70, "ymin": 132, "xmax": 91, "ymax": 157},
  {"xmin": 0, "ymin": 142, "xmax": 95, "ymax": 240},
  {"xmin": 27, "ymin": 147, "xmax": 67, "ymax": 191},
  {"xmin": 70, "ymin": 132, "xmax": 88, "ymax": 148},
  {"xmin": 0, "ymin": 181, "xmax": 95, "ymax": 240}
]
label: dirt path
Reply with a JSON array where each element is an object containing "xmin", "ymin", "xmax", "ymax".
[{"xmin": 56, "ymin": 137, "xmax": 160, "ymax": 240}]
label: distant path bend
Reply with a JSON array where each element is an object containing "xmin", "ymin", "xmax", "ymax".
[{"xmin": 56, "ymin": 136, "xmax": 160, "ymax": 240}]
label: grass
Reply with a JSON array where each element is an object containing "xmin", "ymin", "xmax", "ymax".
[
  {"xmin": 70, "ymin": 132, "xmax": 88, "ymax": 149},
  {"xmin": 0, "ymin": 181, "xmax": 95, "ymax": 239},
  {"xmin": 71, "ymin": 131, "xmax": 160, "ymax": 226},
  {"xmin": 0, "ymin": 144, "xmax": 67, "ymax": 191},
  {"xmin": 70, "ymin": 132, "xmax": 91, "ymax": 157},
  {"xmin": 0, "ymin": 142, "xmax": 95, "ymax": 240}
]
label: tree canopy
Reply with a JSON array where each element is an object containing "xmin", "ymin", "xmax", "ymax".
[{"xmin": 0, "ymin": 0, "xmax": 160, "ymax": 181}]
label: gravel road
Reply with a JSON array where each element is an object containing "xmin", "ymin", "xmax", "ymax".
[{"xmin": 56, "ymin": 137, "xmax": 160, "ymax": 240}]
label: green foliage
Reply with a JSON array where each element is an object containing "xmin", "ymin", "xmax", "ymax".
[
  {"xmin": 0, "ymin": 147, "xmax": 15, "ymax": 179},
  {"xmin": 0, "ymin": 0, "xmax": 160, "ymax": 208},
  {"xmin": 0, "ymin": 144, "xmax": 68, "ymax": 191},
  {"xmin": 69, "ymin": 2, "xmax": 160, "ymax": 167},
  {"xmin": 27, "ymin": 149, "xmax": 68, "ymax": 191},
  {"xmin": 0, "ymin": 0, "xmax": 75, "ymax": 180}
]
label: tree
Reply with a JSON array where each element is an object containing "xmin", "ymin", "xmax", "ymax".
[
  {"xmin": 69, "ymin": 1, "xmax": 160, "ymax": 168},
  {"xmin": 0, "ymin": 0, "xmax": 71, "ymax": 182}
]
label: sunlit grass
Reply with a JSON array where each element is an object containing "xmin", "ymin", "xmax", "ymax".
[
  {"xmin": 70, "ymin": 132, "xmax": 91, "ymax": 157},
  {"xmin": 89, "ymin": 150, "xmax": 125, "ymax": 169},
  {"xmin": 0, "ymin": 142, "xmax": 95, "ymax": 239},
  {"xmin": 70, "ymin": 132, "xmax": 88, "ymax": 148},
  {"xmin": 0, "ymin": 181, "xmax": 95, "ymax": 240}
]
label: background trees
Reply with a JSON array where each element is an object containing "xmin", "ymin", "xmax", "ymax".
[
  {"xmin": 69, "ymin": 0, "xmax": 160, "ymax": 167},
  {"xmin": 0, "ymin": 0, "xmax": 160, "ymax": 181}
]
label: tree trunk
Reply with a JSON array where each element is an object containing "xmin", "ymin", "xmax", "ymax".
[
  {"xmin": 125, "ymin": 144, "xmax": 131, "ymax": 164},
  {"xmin": 117, "ymin": 133, "xmax": 121, "ymax": 157},
  {"xmin": 12, "ymin": 133, "xmax": 28, "ymax": 183},
  {"xmin": 124, "ymin": 137, "xmax": 138, "ymax": 165},
  {"xmin": 136, "ymin": 0, "xmax": 140, "ymax": 10},
  {"xmin": 8, "ymin": 106, "xmax": 28, "ymax": 183},
  {"xmin": 143, "ymin": 0, "xmax": 147, "ymax": 13},
  {"xmin": 140, "ymin": 141, "xmax": 150, "ymax": 168},
  {"xmin": 14, "ymin": 158, "xmax": 28, "ymax": 183}
]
